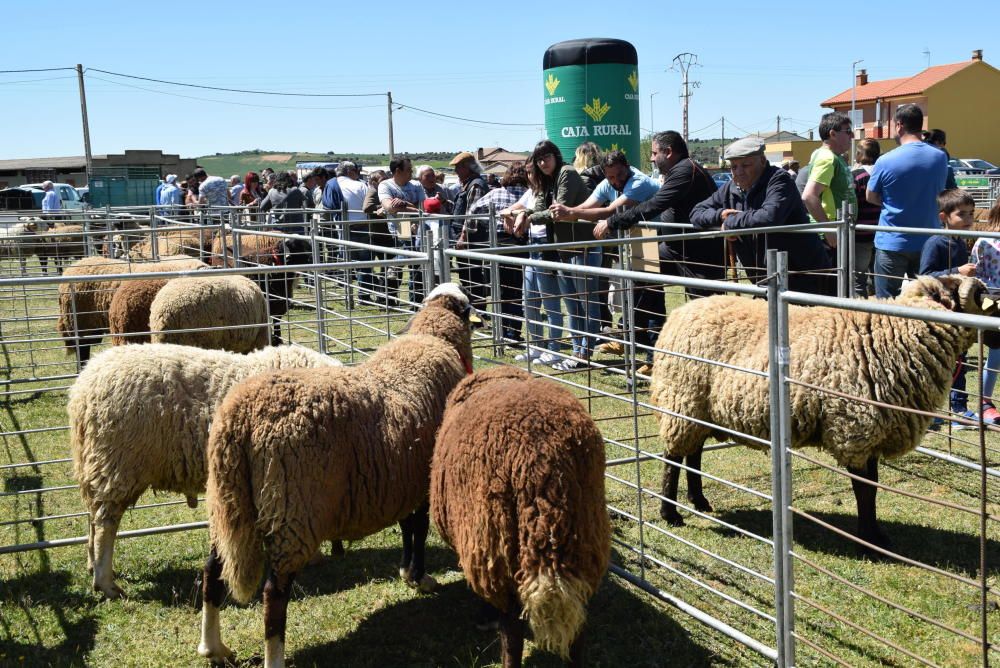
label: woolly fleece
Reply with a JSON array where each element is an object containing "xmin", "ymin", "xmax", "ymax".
[
  {"xmin": 108, "ymin": 278, "xmax": 168, "ymax": 345},
  {"xmin": 650, "ymin": 275, "xmax": 988, "ymax": 470},
  {"xmin": 150, "ymin": 275, "xmax": 269, "ymax": 353},
  {"xmin": 57, "ymin": 255, "xmax": 208, "ymax": 355},
  {"xmin": 431, "ymin": 367, "xmax": 610, "ymax": 658},
  {"xmin": 207, "ymin": 293, "xmax": 473, "ymax": 604},
  {"xmin": 69, "ymin": 342, "xmax": 339, "ymax": 593}
]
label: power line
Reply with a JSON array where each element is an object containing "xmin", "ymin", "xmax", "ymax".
[
  {"xmin": 86, "ymin": 75, "xmax": 383, "ymax": 111},
  {"xmin": 86, "ymin": 67, "xmax": 385, "ymax": 97},
  {"xmin": 0, "ymin": 75, "xmax": 76, "ymax": 86},
  {"xmin": 395, "ymin": 103, "xmax": 542, "ymax": 128},
  {"xmin": 0, "ymin": 67, "xmax": 76, "ymax": 74}
]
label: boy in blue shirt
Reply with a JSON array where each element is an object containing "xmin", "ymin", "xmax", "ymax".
[{"xmin": 919, "ymin": 189, "xmax": 976, "ymax": 428}]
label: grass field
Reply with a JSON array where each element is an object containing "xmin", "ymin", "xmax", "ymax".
[{"xmin": 0, "ymin": 256, "xmax": 998, "ymax": 667}]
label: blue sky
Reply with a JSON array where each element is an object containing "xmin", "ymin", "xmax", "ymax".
[{"xmin": 3, "ymin": 1, "xmax": 998, "ymax": 160}]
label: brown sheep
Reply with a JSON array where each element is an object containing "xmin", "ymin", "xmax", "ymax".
[
  {"xmin": 57, "ymin": 256, "xmax": 208, "ymax": 364},
  {"xmin": 198, "ymin": 283, "xmax": 477, "ymax": 666},
  {"xmin": 432, "ymin": 367, "xmax": 610, "ymax": 667},
  {"xmin": 108, "ymin": 278, "xmax": 169, "ymax": 345}
]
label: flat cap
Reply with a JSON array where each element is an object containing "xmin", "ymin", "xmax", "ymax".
[
  {"xmin": 724, "ymin": 137, "xmax": 765, "ymax": 160},
  {"xmin": 449, "ymin": 151, "xmax": 475, "ymax": 166}
]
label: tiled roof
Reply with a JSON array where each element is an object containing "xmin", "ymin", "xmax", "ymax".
[{"xmin": 821, "ymin": 61, "xmax": 975, "ymax": 106}]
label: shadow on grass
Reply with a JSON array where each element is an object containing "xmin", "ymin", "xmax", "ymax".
[
  {"xmin": 712, "ymin": 508, "xmax": 1000, "ymax": 574},
  {"xmin": 132, "ymin": 544, "xmax": 459, "ymax": 608},
  {"xmin": 0, "ymin": 616, "xmax": 98, "ymax": 668},
  {"xmin": 291, "ymin": 576, "xmax": 718, "ymax": 668},
  {"xmin": 0, "ymin": 570, "xmax": 98, "ymax": 666}
]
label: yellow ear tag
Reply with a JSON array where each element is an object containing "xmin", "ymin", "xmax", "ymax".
[{"xmin": 983, "ymin": 297, "xmax": 996, "ymax": 311}]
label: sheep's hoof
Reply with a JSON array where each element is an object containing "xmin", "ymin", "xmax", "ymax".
[
  {"xmin": 330, "ymin": 540, "xmax": 346, "ymax": 557},
  {"xmin": 197, "ymin": 641, "xmax": 234, "ymax": 665},
  {"xmin": 857, "ymin": 530, "xmax": 894, "ymax": 560},
  {"xmin": 688, "ymin": 495, "xmax": 713, "ymax": 513},
  {"xmin": 660, "ymin": 506, "xmax": 685, "ymax": 527},
  {"xmin": 95, "ymin": 580, "xmax": 125, "ymax": 600},
  {"xmin": 416, "ymin": 574, "xmax": 439, "ymax": 594}
]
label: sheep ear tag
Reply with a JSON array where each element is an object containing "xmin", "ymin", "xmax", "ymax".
[{"xmin": 983, "ymin": 296, "xmax": 996, "ymax": 311}]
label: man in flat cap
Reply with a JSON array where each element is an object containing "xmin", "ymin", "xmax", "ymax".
[
  {"xmin": 690, "ymin": 137, "xmax": 832, "ymax": 294},
  {"xmin": 449, "ymin": 151, "xmax": 490, "ymax": 309}
]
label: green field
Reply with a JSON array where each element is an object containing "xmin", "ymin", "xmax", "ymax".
[{"xmin": 0, "ymin": 254, "xmax": 998, "ymax": 667}]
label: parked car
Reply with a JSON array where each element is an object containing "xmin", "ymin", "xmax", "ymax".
[
  {"xmin": 0, "ymin": 182, "xmax": 87, "ymax": 211},
  {"xmin": 712, "ymin": 172, "xmax": 732, "ymax": 188},
  {"xmin": 949, "ymin": 158, "xmax": 1000, "ymax": 176}
]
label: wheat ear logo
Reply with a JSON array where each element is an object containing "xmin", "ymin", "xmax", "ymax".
[
  {"xmin": 627, "ymin": 70, "xmax": 639, "ymax": 93},
  {"xmin": 583, "ymin": 97, "xmax": 611, "ymax": 122},
  {"xmin": 611, "ymin": 143, "xmax": 626, "ymax": 155},
  {"xmin": 545, "ymin": 74, "xmax": 560, "ymax": 96}
]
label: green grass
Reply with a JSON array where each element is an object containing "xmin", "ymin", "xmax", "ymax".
[{"xmin": 1, "ymin": 257, "xmax": 998, "ymax": 667}]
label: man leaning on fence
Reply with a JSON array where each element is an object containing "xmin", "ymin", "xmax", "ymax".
[
  {"xmin": 449, "ymin": 151, "xmax": 490, "ymax": 310},
  {"xmin": 690, "ymin": 137, "xmax": 833, "ymax": 295}
]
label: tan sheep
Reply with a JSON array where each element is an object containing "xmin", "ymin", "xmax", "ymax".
[
  {"xmin": 198, "ymin": 283, "xmax": 477, "ymax": 667},
  {"xmin": 150, "ymin": 275, "xmax": 269, "ymax": 353},
  {"xmin": 56, "ymin": 255, "xmax": 207, "ymax": 364},
  {"xmin": 127, "ymin": 227, "xmax": 216, "ymax": 260},
  {"xmin": 432, "ymin": 367, "xmax": 610, "ymax": 667},
  {"xmin": 68, "ymin": 342, "xmax": 339, "ymax": 598},
  {"xmin": 650, "ymin": 274, "xmax": 989, "ymax": 552}
]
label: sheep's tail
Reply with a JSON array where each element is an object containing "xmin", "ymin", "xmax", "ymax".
[
  {"xmin": 207, "ymin": 414, "xmax": 265, "ymax": 604},
  {"xmin": 518, "ymin": 571, "xmax": 591, "ymax": 658}
]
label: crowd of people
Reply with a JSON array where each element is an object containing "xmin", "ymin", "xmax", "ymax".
[{"xmin": 146, "ymin": 104, "xmax": 997, "ymax": 383}]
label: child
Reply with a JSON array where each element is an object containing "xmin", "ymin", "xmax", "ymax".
[
  {"xmin": 919, "ymin": 189, "xmax": 977, "ymax": 428},
  {"xmin": 970, "ymin": 198, "xmax": 1000, "ymax": 425}
]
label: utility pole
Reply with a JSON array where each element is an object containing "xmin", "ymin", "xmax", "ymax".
[
  {"xmin": 650, "ymin": 91, "xmax": 659, "ymax": 137},
  {"xmin": 671, "ymin": 53, "xmax": 700, "ymax": 141},
  {"xmin": 76, "ymin": 64, "xmax": 93, "ymax": 183},
  {"xmin": 387, "ymin": 91, "xmax": 395, "ymax": 160},
  {"xmin": 776, "ymin": 115, "xmax": 781, "ymax": 137},
  {"xmin": 720, "ymin": 116, "xmax": 725, "ymax": 166}
]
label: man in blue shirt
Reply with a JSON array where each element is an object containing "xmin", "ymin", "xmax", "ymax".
[
  {"xmin": 866, "ymin": 104, "xmax": 947, "ymax": 298},
  {"xmin": 41, "ymin": 181, "xmax": 61, "ymax": 215},
  {"xmin": 549, "ymin": 150, "xmax": 662, "ymax": 371}
]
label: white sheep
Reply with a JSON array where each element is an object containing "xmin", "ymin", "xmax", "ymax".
[
  {"xmin": 149, "ymin": 274, "xmax": 269, "ymax": 353},
  {"xmin": 198, "ymin": 283, "xmax": 477, "ymax": 667},
  {"xmin": 68, "ymin": 342, "xmax": 340, "ymax": 599},
  {"xmin": 0, "ymin": 219, "xmax": 50, "ymax": 274},
  {"xmin": 650, "ymin": 274, "xmax": 989, "ymax": 552}
]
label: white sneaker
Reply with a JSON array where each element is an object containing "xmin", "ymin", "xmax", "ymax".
[
  {"xmin": 533, "ymin": 352, "xmax": 559, "ymax": 365},
  {"xmin": 552, "ymin": 358, "xmax": 588, "ymax": 371},
  {"xmin": 514, "ymin": 348, "xmax": 541, "ymax": 363}
]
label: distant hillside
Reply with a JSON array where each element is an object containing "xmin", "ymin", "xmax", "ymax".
[{"xmin": 196, "ymin": 150, "xmax": 456, "ymax": 176}]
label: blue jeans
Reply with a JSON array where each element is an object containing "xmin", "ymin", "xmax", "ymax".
[
  {"xmin": 557, "ymin": 247, "xmax": 603, "ymax": 358},
  {"xmin": 873, "ymin": 248, "xmax": 922, "ymax": 299},
  {"xmin": 523, "ymin": 250, "xmax": 564, "ymax": 352},
  {"xmin": 982, "ymin": 347, "xmax": 1000, "ymax": 406}
]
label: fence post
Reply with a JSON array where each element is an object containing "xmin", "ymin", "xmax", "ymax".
[
  {"xmin": 767, "ymin": 249, "xmax": 795, "ymax": 666},
  {"xmin": 487, "ymin": 203, "xmax": 502, "ymax": 349},
  {"xmin": 311, "ymin": 214, "xmax": 326, "ymax": 354},
  {"xmin": 846, "ymin": 200, "xmax": 858, "ymax": 298}
]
